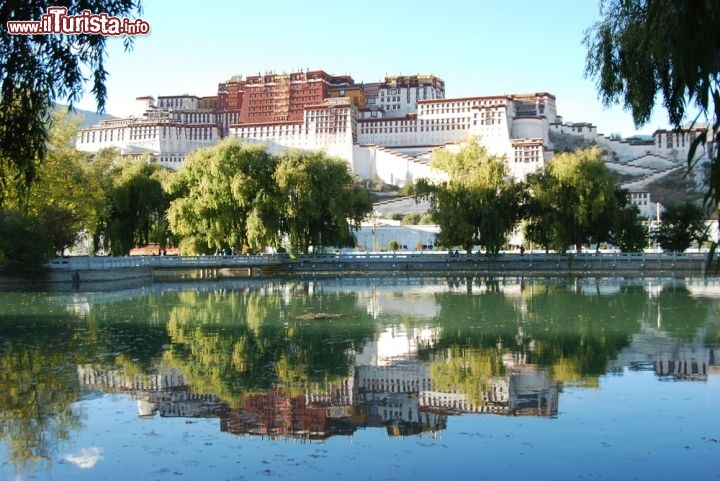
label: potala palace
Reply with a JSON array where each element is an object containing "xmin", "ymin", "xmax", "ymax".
[{"xmin": 76, "ymin": 69, "xmax": 710, "ymax": 220}]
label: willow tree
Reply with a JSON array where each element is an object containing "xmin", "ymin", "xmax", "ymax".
[
  {"xmin": 654, "ymin": 201, "xmax": 707, "ymax": 252},
  {"xmin": 274, "ymin": 150, "xmax": 372, "ymax": 255},
  {"xmin": 100, "ymin": 157, "xmax": 170, "ymax": 256},
  {"xmin": 0, "ymin": 1, "xmax": 144, "ymax": 204},
  {"xmin": 527, "ymin": 147, "xmax": 618, "ymax": 253},
  {"xmin": 584, "ymin": 0, "xmax": 720, "ymax": 209},
  {"xmin": 165, "ymin": 140, "xmax": 280, "ymax": 255},
  {"xmin": 416, "ymin": 137, "xmax": 521, "ymax": 255}
]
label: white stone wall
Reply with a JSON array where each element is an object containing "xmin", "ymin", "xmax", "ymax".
[
  {"xmin": 231, "ymin": 103, "xmax": 357, "ymax": 166},
  {"xmin": 605, "ymin": 161, "xmax": 656, "ymax": 176},
  {"xmin": 512, "ymin": 117, "xmax": 548, "ymax": 143},
  {"xmin": 353, "ymin": 224, "xmax": 439, "ymax": 252},
  {"xmin": 351, "ymin": 145, "xmax": 447, "ymax": 187},
  {"xmin": 76, "ymin": 118, "xmax": 222, "ymax": 170},
  {"xmin": 551, "ymin": 122, "xmax": 710, "ymax": 166},
  {"xmin": 550, "ymin": 122, "xmax": 598, "ymax": 142}
]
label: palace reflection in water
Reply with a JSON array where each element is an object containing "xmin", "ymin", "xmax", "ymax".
[
  {"xmin": 77, "ymin": 350, "xmax": 557, "ymax": 440},
  {"xmin": 1, "ymin": 276, "xmax": 719, "ymax": 479},
  {"xmin": 62, "ymin": 276, "xmax": 717, "ymax": 441}
]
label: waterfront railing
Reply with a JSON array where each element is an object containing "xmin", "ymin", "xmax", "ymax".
[{"xmin": 48, "ymin": 251, "xmax": 707, "ymax": 271}]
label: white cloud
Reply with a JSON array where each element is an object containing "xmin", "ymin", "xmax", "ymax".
[{"xmin": 62, "ymin": 447, "xmax": 104, "ymax": 469}]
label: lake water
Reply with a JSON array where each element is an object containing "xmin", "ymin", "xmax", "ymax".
[{"xmin": 0, "ymin": 276, "xmax": 718, "ymax": 481}]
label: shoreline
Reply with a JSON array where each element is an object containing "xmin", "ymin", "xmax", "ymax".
[{"xmin": 0, "ymin": 252, "xmax": 711, "ymax": 292}]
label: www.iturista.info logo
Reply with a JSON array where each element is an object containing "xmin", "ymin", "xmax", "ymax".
[{"xmin": 6, "ymin": 6, "xmax": 150, "ymax": 36}]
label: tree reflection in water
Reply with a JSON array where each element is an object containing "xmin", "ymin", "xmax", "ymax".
[{"xmin": 0, "ymin": 277, "xmax": 718, "ymax": 476}]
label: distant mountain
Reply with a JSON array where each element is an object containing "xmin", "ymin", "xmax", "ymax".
[{"xmin": 54, "ymin": 105, "xmax": 116, "ymax": 128}]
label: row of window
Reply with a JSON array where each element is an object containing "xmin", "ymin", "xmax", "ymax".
[
  {"xmin": 360, "ymin": 123, "xmax": 470, "ymax": 134},
  {"xmin": 306, "ymin": 113, "xmax": 349, "ymax": 122},
  {"xmin": 513, "ymin": 153, "xmax": 541, "ymax": 163},
  {"xmin": 247, "ymin": 85, "xmax": 321, "ymax": 94},
  {"xmin": 379, "ymin": 86, "xmax": 442, "ymax": 96},
  {"xmin": 515, "ymin": 107, "xmax": 546, "ymax": 116},
  {"xmin": 359, "ymin": 116, "xmax": 474, "ymax": 131},
  {"xmin": 236, "ymin": 126, "xmax": 305, "ymax": 136},
  {"xmin": 246, "ymin": 96, "xmax": 321, "ymax": 105},
  {"xmin": 658, "ymin": 132, "xmax": 690, "ymax": 149},
  {"xmin": 186, "ymin": 127, "xmax": 216, "ymax": 141},
  {"xmin": 364, "ymin": 117, "xmax": 469, "ymax": 127},
  {"xmin": 480, "ymin": 110, "xmax": 503, "ymax": 118},
  {"xmin": 79, "ymin": 125, "xmax": 218, "ymax": 143},
  {"xmin": 158, "ymin": 98, "xmax": 196, "ymax": 109},
  {"xmin": 180, "ymin": 113, "xmax": 213, "ymax": 124},
  {"xmin": 514, "ymin": 145, "xmax": 544, "ymax": 164},
  {"xmin": 160, "ymin": 156, "xmax": 183, "ymax": 163},
  {"xmin": 79, "ymin": 129, "xmax": 125, "ymax": 143},
  {"xmin": 422, "ymin": 107, "xmax": 473, "ymax": 115},
  {"xmin": 234, "ymin": 129, "xmax": 347, "ymax": 140}
]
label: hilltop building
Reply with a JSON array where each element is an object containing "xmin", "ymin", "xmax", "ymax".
[
  {"xmin": 75, "ymin": 69, "xmax": 554, "ymax": 183},
  {"xmin": 76, "ymin": 68, "xmax": 711, "ymax": 215}
]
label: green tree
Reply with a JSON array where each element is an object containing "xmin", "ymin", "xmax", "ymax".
[
  {"xmin": 83, "ymin": 148, "xmax": 121, "ymax": 254},
  {"xmin": 0, "ymin": 209, "xmax": 54, "ymax": 272},
  {"xmin": 527, "ymin": 147, "xmax": 617, "ymax": 253},
  {"xmin": 610, "ymin": 188, "xmax": 649, "ymax": 252},
  {"xmin": 100, "ymin": 157, "xmax": 170, "ymax": 256},
  {"xmin": 416, "ymin": 137, "xmax": 521, "ymax": 255},
  {"xmin": 523, "ymin": 171, "xmax": 558, "ymax": 252},
  {"xmin": 0, "ymin": 111, "xmax": 99, "ymax": 255},
  {"xmin": 654, "ymin": 201, "xmax": 707, "ymax": 252},
  {"xmin": 40, "ymin": 205, "xmax": 79, "ymax": 256},
  {"xmin": 0, "ymin": 1, "xmax": 144, "ymax": 203},
  {"xmin": 274, "ymin": 150, "xmax": 372, "ymax": 255},
  {"xmin": 584, "ymin": 0, "xmax": 720, "ymax": 209},
  {"xmin": 166, "ymin": 139, "xmax": 279, "ymax": 254}
]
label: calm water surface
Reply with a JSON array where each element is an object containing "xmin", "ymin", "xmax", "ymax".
[{"xmin": 0, "ymin": 276, "xmax": 718, "ymax": 481}]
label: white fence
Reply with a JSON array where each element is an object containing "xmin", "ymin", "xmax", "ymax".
[
  {"xmin": 47, "ymin": 254, "xmax": 287, "ymax": 270},
  {"xmin": 47, "ymin": 251, "xmax": 708, "ymax": 273}
]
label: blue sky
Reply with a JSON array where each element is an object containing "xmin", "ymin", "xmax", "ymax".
[{"xmin": 75, "ymin": 0, "xmax": 674, "ymax": 137}]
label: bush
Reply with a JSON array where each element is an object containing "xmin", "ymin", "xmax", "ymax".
[
  {"xmin": 400, "ymin": 212, "xmax": 434, "ymax": 225},
  {"xmin": 419, "ymin": 212, "xmax": 435, "ymax": 224},
  {"xmin": 401, "ymin": 212, "xmax": 422, "ymax": 225}
]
